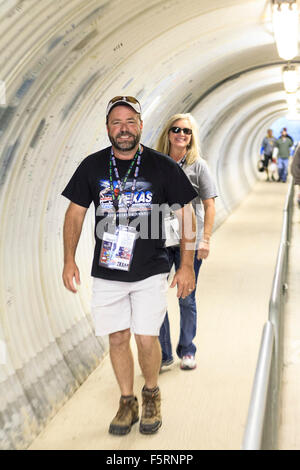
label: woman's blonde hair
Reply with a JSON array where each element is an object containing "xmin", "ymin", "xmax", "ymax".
[{"xmin": 156, "ymin": 113, "xmax": 201, "ymax": 165}]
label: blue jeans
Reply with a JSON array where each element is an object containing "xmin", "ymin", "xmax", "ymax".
[
  {"xmin": 159, "ymin": 246, "xmax": 202, "ymax": 360},
  {"xmin": 277, "ymin": 158, "xmax": 289, "ymax": 182}
]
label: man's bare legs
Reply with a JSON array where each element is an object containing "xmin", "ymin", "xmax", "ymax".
[
  {"xmin": 109, "ymin": 330, "xmax": 162, "ymax": 392},
  {"xmin": 109, "ymin": 329, "xmax": 134, "ymax": 396},
  {"xmin": 135, "ymin": 335, "xmax": 162, "ymax": 434},
  {"xmin": 135, "ymin": 335, "xmax": 161, "ymax": 388},
  {"xmin": 109, "ymin": 330, "xmax": 162, "ymax": 435}
]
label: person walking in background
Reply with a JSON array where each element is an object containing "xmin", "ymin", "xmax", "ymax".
[
  {"xmin": 61, "ymin": 97, "xmax": 198, "ymax": 436},
  {"xmin": 275, "ymin": 128, "xmax": 293, "ymax": 183},
  {"xmin": 291, "ymin": 143, "xmax": 300, "ymax": 208},
  {"xmin": 260, "ymin": 129, "xmax": 276, "ymax": 181},
  {"xmin": 280, "ymin": 127, "xmax": 294, "ymax": 145},
  {"xmin": 157, "ymin": 113, "xmax": 217, "ymax": 371}
]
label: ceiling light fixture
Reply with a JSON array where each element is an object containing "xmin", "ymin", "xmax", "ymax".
[
  {"xmin": 282, "ymin": 65, "xmax": 298, "ymax": 92},
  {"xmin": 285, "ymin": 91, "xmax": 297, "ymax": 108},
  {"xmin": 272, "ymin": 0, "xmax": 299, "ymax": 60}
]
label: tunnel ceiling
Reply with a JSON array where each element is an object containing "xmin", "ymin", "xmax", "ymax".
[
  {"xmin": 0, "ymin": 0, "xmax": 292, "ymax": 153},
  {"xmin": 0, "ymin": 0, "xmax": 299, "ymax": 450},
  {"xmin": 0, "ymin": 0, "xmax": 293, "ymax": 209}
]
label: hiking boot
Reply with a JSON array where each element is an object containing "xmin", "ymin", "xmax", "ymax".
[
  {"xmin": 109, "ymin": 396, "xmax": 139, "ymax": 435},
  {"xmin": 139, "ymin": 387, "xmax": 162, "ymax": 434},
  {"xmin": 180, "ymin": 355, "xmax": 197, "ymax": 370}
]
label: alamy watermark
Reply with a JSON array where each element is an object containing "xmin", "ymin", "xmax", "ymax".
[
  {"xmin": 95, "ymin": 202, "xmax": 197, "ymax": 250},
  {"xmin": 0, "ymin": 340, "xmax": 6, "ymax": 365},
  {"xmin": 0, "ymin": 80, "xmax": 6, "ymax": 105}
]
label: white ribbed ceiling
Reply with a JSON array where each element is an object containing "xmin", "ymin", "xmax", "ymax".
[{"xmin": 0, "ymin": 0, "xmax": 298, "ymax": 449}]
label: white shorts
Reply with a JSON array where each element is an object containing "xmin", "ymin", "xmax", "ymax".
[{"xmin": 91, "ymin": 273, "xmax": 168, "ymax": 336}]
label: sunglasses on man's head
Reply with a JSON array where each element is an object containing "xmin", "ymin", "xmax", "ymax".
[
  {"xmin": 169, "ymin": 127, "xmax": 192, "ymax": 135},
  {"xmin": 106, "ymin": 95, "xmax": 141, "ymax": 117},
  {"xmin": 109, "ymin": 96, "xmax": 140, "ymax": 105}
]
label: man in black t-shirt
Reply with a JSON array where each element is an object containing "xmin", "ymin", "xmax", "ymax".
[{"xmin": 62, "ymin": 96, "xmax": 197, "ymax": 437}]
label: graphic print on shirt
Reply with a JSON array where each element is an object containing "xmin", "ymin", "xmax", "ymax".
[{"xmin": 98, "ymin": 177, "xmax": 153, "ymax": 217}]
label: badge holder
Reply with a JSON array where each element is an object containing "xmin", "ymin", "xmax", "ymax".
[
  {"xmin": 99, "ymin": 224, "xmax": 137, "ymax": 272},
  {"xmin": 164, "ymin": 213, "xmax": 180, "ymax": 247},
  {"xmin": 99, "ymin": 145, "xmax": 141, "ymax": 271}
]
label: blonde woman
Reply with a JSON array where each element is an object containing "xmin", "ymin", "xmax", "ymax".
[{"xmin": 157, "ymin": 113, "xmax": 217, "ymax": 371}]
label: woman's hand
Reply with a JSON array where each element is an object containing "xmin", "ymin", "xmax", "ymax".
[{"xmin": 197, "ymin": 240, "xmax": 210, "ymax": 260}]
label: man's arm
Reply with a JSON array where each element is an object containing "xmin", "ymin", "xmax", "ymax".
[
  {"xmin": 197, "ymin": 197, "xmax": 216, "ymax": 260},
  {"xmin": 62, "ymin": 202, "xmax": 88, "ymax": 293},
  {"xmin": 171, "ymin": 203, "xmax": 196, "ymax": 299}
]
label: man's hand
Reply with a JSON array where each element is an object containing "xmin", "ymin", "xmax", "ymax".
[
  {"xmin": 62, "ymin": 202, "xmax": 87, "ymax": 293},
  {"xmin": 62, "ymin": 261, "xmax": 81, "ymax": 293},
  {"xmin": 170, "ymin": 264, "xmax": 195, "ymax": 299}
]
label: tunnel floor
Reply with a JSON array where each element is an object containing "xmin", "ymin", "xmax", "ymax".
[{"xmin": 28, "ymin": 180, "xmax": 289, "ymax": 450}]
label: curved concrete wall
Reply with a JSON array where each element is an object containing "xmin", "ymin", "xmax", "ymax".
[{"xmin": 0, "ymin": 0, "xmax": 295, "ymax": 449}]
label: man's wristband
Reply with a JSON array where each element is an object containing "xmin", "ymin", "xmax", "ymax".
[{"xmin": 202, "ymin": 239, "xmax": 210, "ymax": 244}]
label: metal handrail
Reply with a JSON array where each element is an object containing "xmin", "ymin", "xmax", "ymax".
[
  {"xmin": 242, "ymin": 178, "xmax": 294, "ymax": 450},
  {"xmin": 242, "ymin": 322, "xmax": 274, "ymax": 449}
]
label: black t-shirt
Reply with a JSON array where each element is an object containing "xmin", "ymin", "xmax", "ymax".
[{"xmin": 61, "ymin": 145, "xmax": 197, "ymax": 282}]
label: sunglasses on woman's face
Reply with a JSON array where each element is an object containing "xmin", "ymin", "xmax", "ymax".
[{"xmin": 169, "ymin": 126, "xmax": 192, "ymax": 135}]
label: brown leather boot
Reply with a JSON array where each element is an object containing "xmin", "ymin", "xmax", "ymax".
[
  {"xmin": 139, "ymin": 386, "xmax": 162, "ymax": 434},
  {"xmin": 109, "ymin": 396, "xmax": 139, "ymax": 435}
]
